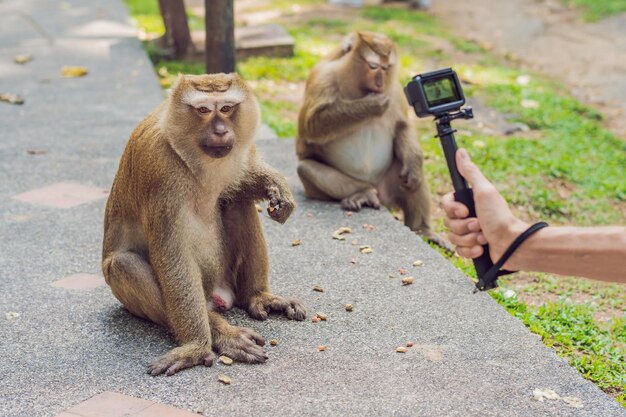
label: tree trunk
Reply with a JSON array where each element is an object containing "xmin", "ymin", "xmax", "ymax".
[
  {"xmin": 205, "ymin": 0, "xmax": 235, "ymax": 74},
  {"xmin": 158, "ymin": 0, "xmax": 192, "ymax": 59}
]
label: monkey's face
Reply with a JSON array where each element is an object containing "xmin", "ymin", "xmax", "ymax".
[
  {"xmin": 169, "ymin": 74, "xmax": 260, "ymax": 160},
  {"xmin": 350, "ymin": 32, "xmax": 396, "ymax": 96}
]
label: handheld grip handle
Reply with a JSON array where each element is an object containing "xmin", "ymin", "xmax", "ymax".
[{"xmin": 453, "ymin": 188, "xmax": 495, "ymax": 284}]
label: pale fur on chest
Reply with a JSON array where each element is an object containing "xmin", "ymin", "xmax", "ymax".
[{"xmin": 324, "ymin": 118, "xmax": 394, "ymax": 184}]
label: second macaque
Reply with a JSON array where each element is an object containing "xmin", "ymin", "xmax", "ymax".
[{"xmin": 296, "ymin": 31, "xmax": 440, "ymax": 243}]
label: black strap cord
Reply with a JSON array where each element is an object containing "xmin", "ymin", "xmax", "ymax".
[{"xmin": 475, "ymin": 221, "xmax": 550, "ymax": 291}]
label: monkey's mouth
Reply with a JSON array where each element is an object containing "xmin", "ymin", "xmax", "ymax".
[{"xmin": 201, "ymin": 144, "xmax": 233, "ymax": 159}]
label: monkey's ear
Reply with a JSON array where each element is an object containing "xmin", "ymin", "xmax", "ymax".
[{"xmin": 341, "ymin": 32, "xmax": 358, "ymax": 53}]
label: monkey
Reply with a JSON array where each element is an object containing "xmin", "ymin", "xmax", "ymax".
[
  {"xmin": 102, "ymin": 73, "xmax": 306, "ymax": 376},
  {"xmin": 296, "ymin": 31, "xmax": 445, "ymax": 247}
]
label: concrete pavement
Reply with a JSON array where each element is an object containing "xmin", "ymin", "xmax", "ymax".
[{"xmin": 0, "ymin": 0, "xmax": 624, "ymax": 416}]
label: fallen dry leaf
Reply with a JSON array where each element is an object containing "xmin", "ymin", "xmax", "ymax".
[
  {"xmin": 402, "ymin": 277, "xmax": 414, "ymax": 286},
  {"xmin": 412, "ymin": 260, "xmax": 424, "ymax": 267},
  {"xmin": 332, "ymin": 226, "xmax": 352, "ymax": 240},
  {"xmin": 219, "ymin": 355, "xmax": 233, "ymax": 366},
  {"xmin": 359, "ymin": 245, "xmax": 373, "ymax": 254},
  {"xmin": 218, "ymin": 374, "xmax": 231, "ymax": 385},
  {"xmin": 270, "ymin": 339, "xmax": 278, "ymax": 346},
  {"xmin": 345, "ymin": 304, "xmax": 353, "ymax": 312},
  {"xmin": 0, "ymin": 93, "xmax": 24, "ymax": 105},
  {"xmin": 313, "ymin": 285, "xmax": 324, "ymax": 293},
  {"xmin": 291, "ymin": 239, "xmax": 301, "ymax": 247},
  {"xmin": 61, "ymin": 66, "xmax": 88, "ymax": 78},
  {"xmin": 396, "ymin": 347, "xmax": 408, "ymax": 353},
  {"xmin": 14, "ymin": 55, "xmax": 33, "ymax": 64}
]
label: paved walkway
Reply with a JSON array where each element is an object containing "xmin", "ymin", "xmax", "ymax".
[{"xmin": 0, "ymin": 1, "xmax": 623, "ymax": 416}]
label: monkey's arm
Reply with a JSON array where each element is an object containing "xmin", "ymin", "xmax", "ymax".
[
  {"xmin": 229, "ymin": 158, "xmax": 295, "ymax": 224},
  {"xmin": 301, "ymin": 93, "xmax": 389, "ymax": 144},
  {"xmin": 146, "ymin": 203, "xmax": 213, "ymax": 346},
  {"xmin": 393, "ymin": 118, "xmax": 424, "ymax": 191}
]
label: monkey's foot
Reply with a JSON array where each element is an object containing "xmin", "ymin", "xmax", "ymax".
[
  {"xmin": 247, "ymin": 292, "xmax": 306, "ymax": 321},
  {"xmin": 267, "ymin": 185, "xmax": 295, "ymax": 224},
  {"xmin": 340, "ymin": 188, "xmax": 381, "ymax": 212},
  {"xmin": 214, "ymin": 325, "xmax": 268, "ymax": 364},
  {"xmin": 147, "ymin": 343, "xmax": 214, "ymax": 376}
]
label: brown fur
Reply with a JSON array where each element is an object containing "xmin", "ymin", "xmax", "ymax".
[
  {"xmin": 102, "ymin": 73, "xmax": 305, "ymax": 376},
  {"xmin": 296, "ymin": 32, "xmax": 440, "ymax": 242}
]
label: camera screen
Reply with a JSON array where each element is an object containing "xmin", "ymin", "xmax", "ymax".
[{"xmin": 423, "ymin": 76, "xmax": 461, "ymax": 107}]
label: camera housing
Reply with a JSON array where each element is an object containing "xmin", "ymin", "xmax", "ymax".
[{"xmin": 404, "ymin": 67, "xmax": 465, "ymax": 118}]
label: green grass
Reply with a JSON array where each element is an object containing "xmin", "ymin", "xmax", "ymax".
[
  {"xmin": 563, "ymin": 0, "xmax": 626, "ymax": 20},
  {"xmin": 124, "ymin": 0, "xmax": 626, "ymax": 406}
]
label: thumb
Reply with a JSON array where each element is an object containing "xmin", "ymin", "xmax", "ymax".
[{"xmin": 456, "ymin": 149, "xmax": 490, "ymax": 190}]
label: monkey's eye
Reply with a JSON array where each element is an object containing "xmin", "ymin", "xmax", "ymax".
[
  {"xmin": 198, "ymin": 106, "xmax": 211, "ymax": 114},
  {"xmin": 368, "ymin": 62, "xmax": 379, "ymax": 70},
  {"xmin": 220, "ymin": 105, "xmax": 233, "ymax": 113},
  {"xmin": 381, "ymin": 64, "xmax": 391, "ymax": 71}
]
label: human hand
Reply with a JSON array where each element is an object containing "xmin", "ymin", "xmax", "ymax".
[{"xmin": 441, "ymin": 149, "xmax": 527, "ymax": 266}]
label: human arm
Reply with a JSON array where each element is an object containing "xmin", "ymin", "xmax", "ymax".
[{"xmin": 441, "ymin": 148, "xmax": 626, "ymax": 284}]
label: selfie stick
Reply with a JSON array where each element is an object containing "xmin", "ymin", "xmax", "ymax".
[{"xmin": 434, "ymin": 109, "xmax": 499, "ymax": 290}]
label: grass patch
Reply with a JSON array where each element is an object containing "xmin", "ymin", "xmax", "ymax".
[{"xmin": 563, "ymin": 0, "xmax": 626, "ymax": 21}]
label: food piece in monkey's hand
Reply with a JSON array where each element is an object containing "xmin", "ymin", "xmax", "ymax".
[{"xmin": 102, "ymin": 73, "xmax": 305, "ymax": 376}]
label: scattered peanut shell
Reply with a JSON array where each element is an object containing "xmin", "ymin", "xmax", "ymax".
[
  {"xmin": 255, "ymin": 204, "xmax": 263, "ymax": 212},
  {"xmin": 532, "ymin": 388, "xmax": 560, "ymax": 402},
  {"xmin": 27, "ymin": 149, "xmax": 47, "ymax": 155},
  {"xmin": 396, "ymin": 347, "xmax": 408, "ymax": 353},
  {"xmin": 0, "ymin": 93, "xmax": 24, "ymax": 105},
  {"xmin": 316, "ymin": 313, "xmax": 327, "ymax": 321},
  {"xmin": 399, "ymin": 268, "xmax": 408, "ymax": 275},
  {"xmin": 402, "ymin": 277, "xmax": 414, "ymax": 286},
  {"xmin": 388, "ymin": 274, "xmax": 396, "ymax": 279},
  {"xmin": 332, "ymin": 226, "xmax": 352, "ymax": 240},
  {"xmin": 267, "ymin": 205, "xmax": 276, "ymax": 213},
  {"xmin": 312, "ymin": 316, "xmax": 320, "ymax": 323},
  {"xmin": 5, "ymin": 312, "xmax": 20, "ymax": 320},
  {"xmin": 219, "ymin": 355, "xmax": 233, "ymax": 365},
  {"xmin": 291, "ymin": 239, "xmax": 301, "ymax": 247},
  {"xmin": 14, "ymin": 55, "xmax": 33, "ymax": 64},
  {"xmin": 562, "ymin": 396, "xmax": 583, "ymax": 408},
  {"xmin": 218, "ymin": 374, "xmax": 231, "ymax": 385},
  {"xmin": 270, "ymin": 339, "xmax": 278, "ymax": 346},
  {"xmin": 61, "ymin": 66, "xmax": 88, "ymax": 77},
  {"xmin": 406, "ymin": 341, "xmax": 414, "ymax": 348},
  {"xmin": 362, "ymin": 223, "xmax": 375, "ymax": 231},
  {"xmin": 359, "ymin": 245, "xmax": 373, "ymax": 254},
  {"xmin": 318, "ymin": 345, "xmax": 326, "ymax": 352},
  {"xmin": 412, "ymin": 260, "xmax": 424, "ymax": 267},
  {"xmin": 350, "ymin": 259, "xmax": 356, "ymax": 264},
  {"xmin": 351, "ymin": 239, "xmax": 358, "ymax": 245},
  {"xmin": 345, "ymin": 303, "xmax": 353, "ymax": 312},
  {"xmin": 313, "ymin": 285, "xmax": 324, "ymax": 292},
  {"xmin": 345, "ymin": 211, "xmax": 353, "ymax": 217}
]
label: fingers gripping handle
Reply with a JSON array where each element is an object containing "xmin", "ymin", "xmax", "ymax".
[{"xmin": 453, "ymin": 188, "xmax": 498, "ymax": 290}]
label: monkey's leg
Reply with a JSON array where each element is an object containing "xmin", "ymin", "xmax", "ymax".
[
  {"xmin": 224, "ymin": 202, "xmax": 306, "ymax": 321},
  {"xmin": 103, "ymin": 251, "xmax": 168, "ymax": 327},
  {"xmin": 208, "ymin": 311, "xmax": 268, "ymax": 363},
  {"xmin": 297, "ymin": 159, "xmax": 380, "ymax": 211}
]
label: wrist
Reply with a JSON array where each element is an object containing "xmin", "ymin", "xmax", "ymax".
[{"xmin": 492, "ymin": 219, "xmax": 529, "ymax": 269}]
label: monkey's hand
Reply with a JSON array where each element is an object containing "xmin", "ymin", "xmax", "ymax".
[
  {"xmin": 361, "ymin": 93, "xmax": 390, "ymax": 117},
  {"xmin": 266, "ymin": 185, "xmax": 295, "ymax": 224},
  {"xmin": 147, "ymin": 343, "xmax": 214, "ymax": 376},
  {"xmin": 213, "ymin": 325, "xmax": 268, "ymax": 364},
  {"xmin": 248, "ymin": 292, "xmax": 306, "ymax": 321},
  {"xmin": 399, "ymin": 162, "xmax": 421, "ymax": 191}
]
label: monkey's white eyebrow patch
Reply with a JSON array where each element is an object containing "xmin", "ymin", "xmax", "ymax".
[{"xmin": 182, "ymin": 86, "xmax": 246, "ymax": 108}]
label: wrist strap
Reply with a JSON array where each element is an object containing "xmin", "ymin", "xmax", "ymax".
[{"xmin": 475, "ymin": 222, "xmax": 549, "ymax": 291}]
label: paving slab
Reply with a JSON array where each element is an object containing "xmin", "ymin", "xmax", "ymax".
[{"xmin": 0, "ymin": 1, "xmax": 624, "ymax": 417}]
